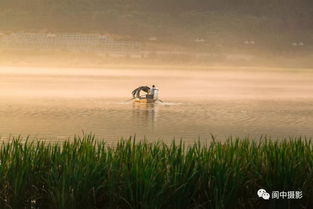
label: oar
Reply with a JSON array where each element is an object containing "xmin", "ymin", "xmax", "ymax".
[{"xmin": 158, "ymin": 99, "xmax": 164, "ymax": 103}]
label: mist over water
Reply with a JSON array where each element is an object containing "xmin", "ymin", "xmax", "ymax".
[{"xmin": 0, "ymin": 66, "xmax": 312, "ymax": 142}]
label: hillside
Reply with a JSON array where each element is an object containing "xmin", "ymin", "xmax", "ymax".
[{"xmin": 0, "ymin": 0, "xmax": 312, "ymax": 66}]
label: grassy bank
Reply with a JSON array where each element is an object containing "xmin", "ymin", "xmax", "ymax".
[{"xmin": 0, "ymin": 135, "xmax": 312, "ymax": 209}]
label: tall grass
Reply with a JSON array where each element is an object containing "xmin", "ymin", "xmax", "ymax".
[{"xmin": 0, "ymin": 135, "xmax": 312, "ymax": 209}]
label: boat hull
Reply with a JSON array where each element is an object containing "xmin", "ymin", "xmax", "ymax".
[{"xmin": 134, "ymin": 98, "xmax": 157, "ymax": 103}]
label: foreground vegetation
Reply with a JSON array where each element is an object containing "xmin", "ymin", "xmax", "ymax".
[{"xmin": 0, "ymin": 135, "xmax": 312, "ymax": 209}]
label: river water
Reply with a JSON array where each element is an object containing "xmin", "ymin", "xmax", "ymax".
[{"xmin": 0, "ymin": 66, "xmax": 312, "ymax": 142}]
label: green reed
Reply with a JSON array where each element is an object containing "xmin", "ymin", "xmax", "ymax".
[{"xmin": 0, "ymin": 135, "xmax": 312, "ymax": 209}]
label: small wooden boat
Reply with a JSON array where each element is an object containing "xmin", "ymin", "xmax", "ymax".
[
  {"xmin": 134, "ymin": 97, "xmax": 157, "ymax": 103},
  {"xmin": 132, "ymin": 85, "xmax": 159, "ymax": 104}
]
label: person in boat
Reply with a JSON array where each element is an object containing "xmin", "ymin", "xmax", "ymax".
[
  {"xmin": 145, "ymin": 85, "xmax": 154, "ymax": 99},
  {"xmin": 149, "ymin": 85, "xmax": 159, "ymax": 100},
  {"xmin": 132, "ymin": 86, "xmax": 150, "ymax": 99},
  {"xmin": 150, "ymin": 85, "xmax": 156, "ymax": 96}
]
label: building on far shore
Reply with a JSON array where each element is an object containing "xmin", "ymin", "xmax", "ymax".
[{"xmin": 0, "ymin": 32, "xmax": 141, "ymax": 56}]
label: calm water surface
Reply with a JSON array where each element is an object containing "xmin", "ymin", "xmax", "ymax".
[{"xmin": 0, "ymin": 66, "xmax": 312, "ymax": 142}]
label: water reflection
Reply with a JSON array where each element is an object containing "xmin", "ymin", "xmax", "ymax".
[{"xmin": 132, "ymin": 103, "xmax": 159, "ymax": 129}]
